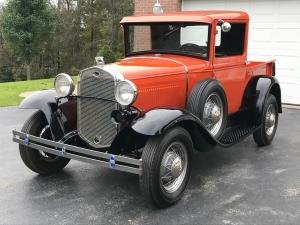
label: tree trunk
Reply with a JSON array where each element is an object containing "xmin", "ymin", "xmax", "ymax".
[
  {"xmin": 90, "ymin": 0, "xmax": 95, "ymax": 58},
  {"xmin": 110, "ymin": 0, "xmax": 119, "ymax": 52},
  {"xmin": 26, "ymin": 63, "xmax": 31, "ymax": 80},
  {"xmin": 57, "ymin": 50, "xmax": 61, "ymax": 73},
  {"xmin": 57, "ymin": 0, "xmax": 62, "ymax": 10}
]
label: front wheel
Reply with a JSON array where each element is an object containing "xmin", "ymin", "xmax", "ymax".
[
  {"xmin": 139, "ymin": 127, "xmax": 193, "ymax": 208},
  {"xmin": 253, "ymin": 94, "xmax": 279, "ymax": 146},
  {"xmin": 19, "ymin": 111, "xmax": 70, "ymax": 175}
]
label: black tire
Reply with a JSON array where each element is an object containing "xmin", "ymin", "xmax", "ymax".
[
  {"xmin": 140, "ymin": 127, "xmax": 193, "ymax": 208},
  {"xmin": 253, "ymin": 94, "xmax": 279, "ymax": 146},
  {"xmin": 187, "ymin": 79, "xmax": 227, "ymax": 139},
  {"xmin": 19, "ymin": 111, "xmax": 70, "ymax": 175}
]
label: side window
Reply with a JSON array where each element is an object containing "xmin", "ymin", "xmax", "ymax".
[{"xmin": 215, "ymin": 23, "xmax": 246, "ymax": 57}]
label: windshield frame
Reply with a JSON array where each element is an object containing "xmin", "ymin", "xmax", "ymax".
[{"xmin": 123, "ymin": 22, "xmax": 211, "ymax": 61}]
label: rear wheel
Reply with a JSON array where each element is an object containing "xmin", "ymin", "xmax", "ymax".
[
  {"xmin": 19, "ymin": 111, "xmax": 70, "ymax": 175},
  {"xmin": 140, "ymin": 127, "xmax": 193, "ymax": 208},
  {"xmin": 253, "ymin": 94, "xmax": 279, "ymax": 146}
]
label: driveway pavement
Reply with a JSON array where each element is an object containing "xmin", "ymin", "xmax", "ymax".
[{"xmin": 0, "ymin": 107, "xmax": 299, "ymax": 225}]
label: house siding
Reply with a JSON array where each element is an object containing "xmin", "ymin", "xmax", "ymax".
[{"xmin": 133, "ymin": 0, "xmax": 181, "ymax": 53}]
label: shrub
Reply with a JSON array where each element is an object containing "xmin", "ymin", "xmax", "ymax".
[
  {"xmin": 97, "ymin": 45, "xmax": 117, "ymax": 64},
  {"xmin": 0, "ymin": 65, "xmax": 14, "ymax": 82}
]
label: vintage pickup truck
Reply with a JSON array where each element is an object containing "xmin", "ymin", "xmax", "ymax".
[{"xmin": 13, "ymin": 11, "xmax": 281, "ymax": 208}]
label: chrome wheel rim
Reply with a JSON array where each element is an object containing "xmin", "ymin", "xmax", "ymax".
[
  {"xmin": 203, "ymin": 93, "xmax": 223, "ymax": 137},
  {"xmin": 265, "ymin": 104, "xmax": 276, "ymax": 136},
  {"xmin": 160, "ymin": 142, "xmax": 188, "ymax": 194}
]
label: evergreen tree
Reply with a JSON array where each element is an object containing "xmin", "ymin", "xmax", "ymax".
[{"xmin": 1, "ymin": 0, "xmax": 55, "ymax": 80}]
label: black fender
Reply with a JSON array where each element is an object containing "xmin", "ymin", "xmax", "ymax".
[
  {"xmin": 242, "ymin": 76, "xmax": 282, "ymax": 124},
  {"xmin": 20, "ymin": 90, "xmax": 77, "ymax": 140},
  {"xmin": 131, "ymin": 109, "xmax": 218, "ymax": 152}
]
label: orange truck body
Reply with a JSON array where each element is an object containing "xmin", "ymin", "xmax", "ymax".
[{"xmin": 115, "ymin": 11, "xmax": 275, "ymax": 114}]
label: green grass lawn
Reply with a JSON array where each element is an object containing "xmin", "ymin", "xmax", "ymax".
[{"xmin": 0, "ymin": 77, "xmax": 78, "ymax": 107}]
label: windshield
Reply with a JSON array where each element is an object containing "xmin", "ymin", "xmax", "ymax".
[{"xmin": 124, "ymin": 23, "xmax": 210, "ymax": 60}]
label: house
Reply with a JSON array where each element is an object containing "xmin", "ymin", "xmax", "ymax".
[{"xmin": 135, "ymin": 0, "xmax": 300, "ymax": 105}]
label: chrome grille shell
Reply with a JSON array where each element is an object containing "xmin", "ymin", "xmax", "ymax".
[{"xmin": 78, "ymin": 66, "xmax": 121, "ymax": 148}]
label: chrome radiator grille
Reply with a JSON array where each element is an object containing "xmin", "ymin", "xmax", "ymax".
[{"xmin": 78, "ymin": 67, "xmax": 117, "ymax": 148}]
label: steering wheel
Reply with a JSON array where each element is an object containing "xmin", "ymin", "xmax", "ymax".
[{"xmin": 179, "ymin": 43, "xmax": 207, "ymax": 54}]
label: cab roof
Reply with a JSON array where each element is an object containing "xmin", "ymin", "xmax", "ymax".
[{"xmin": 121, "ymin": 10, "xmax": 249, "ymax": 24}]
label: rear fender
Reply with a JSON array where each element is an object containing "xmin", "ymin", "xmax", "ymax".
[
  {"xmin": 131, "ymin": 109, "xmax": 217, "ymax": 152},
  {"xmin": 242, "ymin": 76, "xmax": 282, "ymax": 124}
]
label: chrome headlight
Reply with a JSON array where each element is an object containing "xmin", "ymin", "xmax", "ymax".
[
  {"xmin": 115, "ymin": 80, "xmax": 137, "ymax": 106},
  {"xmin": 54, "ymin": 73, "xmax": 75, "ymax": 97}
]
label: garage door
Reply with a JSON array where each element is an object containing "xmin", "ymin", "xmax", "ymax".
[{"xmin": 182, "ymin": 0, "xmax": 300, "ymax": 105}]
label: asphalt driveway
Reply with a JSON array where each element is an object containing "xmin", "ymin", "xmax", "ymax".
[{"xmin": 0, "ymin": 107, "xmax": 299, "ymax": 225}]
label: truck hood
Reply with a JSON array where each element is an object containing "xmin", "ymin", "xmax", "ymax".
[
  {"xmin": 111, "ymin": 54, "xmax": 209, "ymax": 80},
  {"xmin": 104, "ymin": 54, "xmax": 210, "ymax": 111}
]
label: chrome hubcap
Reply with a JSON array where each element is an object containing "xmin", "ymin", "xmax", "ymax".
[
  {"xmin": 265, "ymin": 104, "xmax": 276, "ymax": 136},
  {"xmin": 170, "ymin": 157, "xmax": 183, "ymax": 178},
  {"xmin": 203, "ymin": 93, "xmax": 223, "ymax": 136},
  {"xmin": 160, "ymin": 142, "xmax": 188, "ymax": 193}
]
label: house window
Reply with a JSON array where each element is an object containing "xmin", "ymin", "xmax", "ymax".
[{"xmin": 215, "ymin": 23, "xmax": 246, "ymax": 57}]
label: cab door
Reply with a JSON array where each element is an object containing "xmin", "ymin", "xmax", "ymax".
[{"xmin": 212, "ymin": 20, "xmax": 248, "ymax": 114}]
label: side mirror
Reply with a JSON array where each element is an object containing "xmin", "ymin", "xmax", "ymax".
[{"xmin": 221, "ymin": 22, "xmax": 231, "ymax": 33}]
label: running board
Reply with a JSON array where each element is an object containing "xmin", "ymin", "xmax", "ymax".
[
  {"xmin": 219, "ymin": 124, "xmax": 260, "ymax": 146},
  {"xmin": 12, "ymin": 130, "xmax": 142, "ymax": 175}
]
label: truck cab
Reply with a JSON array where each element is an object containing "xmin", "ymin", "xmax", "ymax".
[{"xmin": 120, "ymin": 11, "xmax": 276, "ymax": 114}]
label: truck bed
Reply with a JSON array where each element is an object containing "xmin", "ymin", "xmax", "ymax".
[{"xmin": 246, "ymin": 60, "xmax": 275, "ymax": 77}]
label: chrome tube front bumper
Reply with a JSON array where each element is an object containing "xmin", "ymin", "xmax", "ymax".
[{"xmin": 12, "ymin": 130, "xmax": 142, "ymax": 175}]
